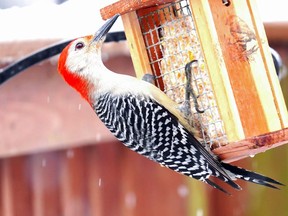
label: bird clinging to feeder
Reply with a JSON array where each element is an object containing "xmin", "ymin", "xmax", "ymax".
[
  {"xmin": 100, "ymin": 0, "xmax": 288, "ymax": 162},
  {"xmin": 57, "ymin": 0, "xmax": 287, "ymax": 194}
]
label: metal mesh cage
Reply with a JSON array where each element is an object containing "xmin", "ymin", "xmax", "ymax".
[{"xmin": 137, "ymin": 0, "xmax": 227, "ymax": 148}]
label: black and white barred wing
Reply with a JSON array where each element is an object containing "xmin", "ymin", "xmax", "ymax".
[{"xmin": 94, "ymin": 92, "xmax": 240, "ymax": 193}]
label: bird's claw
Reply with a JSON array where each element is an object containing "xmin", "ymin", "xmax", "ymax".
[
  {"xmin": 184, "ymin": 60, "xmax": 205, "ymax": 116},
  {"xmin": 142, "ymin": 73, "xmax": 156, "ymax": 84}
]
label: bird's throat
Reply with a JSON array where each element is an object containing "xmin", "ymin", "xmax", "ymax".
[{"xmin": 62, "ymin": 69, "xmax": 92, "ymax": 102}]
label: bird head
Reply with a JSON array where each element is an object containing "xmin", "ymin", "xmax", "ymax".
[{"xmin": 57, "ymin": 14, "xmax": 119, "ymax": 102}]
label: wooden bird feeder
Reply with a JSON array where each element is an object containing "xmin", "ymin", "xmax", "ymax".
[{"xmin": 100, "ymin": 0, "xmax": 288, "ymax": 162}]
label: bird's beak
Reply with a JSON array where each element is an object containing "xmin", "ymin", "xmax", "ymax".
[{"xmin": 92, "ymin": 14, "xmax": 120, "ymax": 42}]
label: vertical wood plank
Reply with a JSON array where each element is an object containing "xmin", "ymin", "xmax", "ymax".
[
  {"xmin": 0, "ymin": 160, "xmax": 4, "ymax": 216},
  {"xmin": 87, "ymin": 143, "xmax": 122, "ymax": 216},
  {"xmin": 1, "ymin": 157, "xmax": 33, "ymax": 216},
  {"xmin": 248, "ymin": 147, "xmax": 288, "ymax": 216},
  {"xmin": 247, "ymin": 0, "xmax": 288, "ymax": 128},
  {"xmin": 122, "ymin": 12, "xmax": 153, "ymax": 79},
  {"xmin": 1, "ymin": 159, "xmax": 12, "ymax": 216},
  {"xmin": 189, "ymin": 0, "xmax": 244, "ymax": 142},
  {"xmin": 97, "ymin": 143, "xmax": 122, "ymax": 216},
  {"xmin": 59, "ymin": 148, "xmax": 88, "ymax": 216},
  {"xmin": 86, "ymin": 146, "xmax": 103, "ymax": 216},
  {"xmin": 207, "ymin": 161, "xmax": 250, "ymax": 216},
  {"xmin": 31, "ymin": 153, "xmax": 61, "ymax": 216},
  {"xmin": 188, "ymin": 179, "xmax": 209, "ymax": 216},
  {"xmin": 208, "ymin": 0, "xmax": 282, "ymax": 137},
  {"xmin": 119, "ymin": 143, "xmax": 188, "ymax": 216}
]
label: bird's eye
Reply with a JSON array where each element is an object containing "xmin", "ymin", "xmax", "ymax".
[{"xmin": 75, "ymin": 42, "xmax": 84, "ymax": 50}]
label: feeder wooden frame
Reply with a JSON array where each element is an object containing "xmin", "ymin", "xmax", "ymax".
[{"xmin": 101, "ymin": 0, "xmax": 288, "ymax": 162}]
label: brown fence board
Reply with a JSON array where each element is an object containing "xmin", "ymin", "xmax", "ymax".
[{"xmin": 31, "ymin": 153, "xmax": 61, "ymax": 216}]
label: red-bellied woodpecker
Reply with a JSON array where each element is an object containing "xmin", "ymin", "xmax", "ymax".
[{"xmin": 57, "ymin": 14, "xmax": 283, "ymax": 194}]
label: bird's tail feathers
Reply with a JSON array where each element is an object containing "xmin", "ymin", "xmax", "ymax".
[
  {"xmin": 221, "ymin": 162, "xmax": 284, "ymax": 189},
  {"xmin": 203, "ymin": 166, "xmax": 242, "ymax": 195},
  {"xmin": 215, "ymin": 171, "xmax": 242, "ymax": 190},
  {"xmin": 205, "ymin": 178, "xmax": 231, "ymax": 195}
]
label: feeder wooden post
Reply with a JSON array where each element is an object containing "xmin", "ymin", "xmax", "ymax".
[
  {"xmin": 121, "ymin": 12, "xmax": 153, "ymax": 78},
  {"xmin": 189, "ymin": 0, "xmax": 245, "ymax": 143},
  {"xmin": 204, "ymin": 0, "xmax": 288, "ymax": 135},
  {"xmin": 191, "ymin": 0, "xmax": 288, "ymax": 161}
]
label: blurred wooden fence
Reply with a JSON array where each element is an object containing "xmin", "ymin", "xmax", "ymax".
[{"xmin": 0, "ymin": 143, "xmax": 188, "ymax": 216}]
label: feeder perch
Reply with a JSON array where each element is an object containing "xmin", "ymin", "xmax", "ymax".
[{"xmin": 100, "ymin": 0, "xmax": 288, "ymax": 162}]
